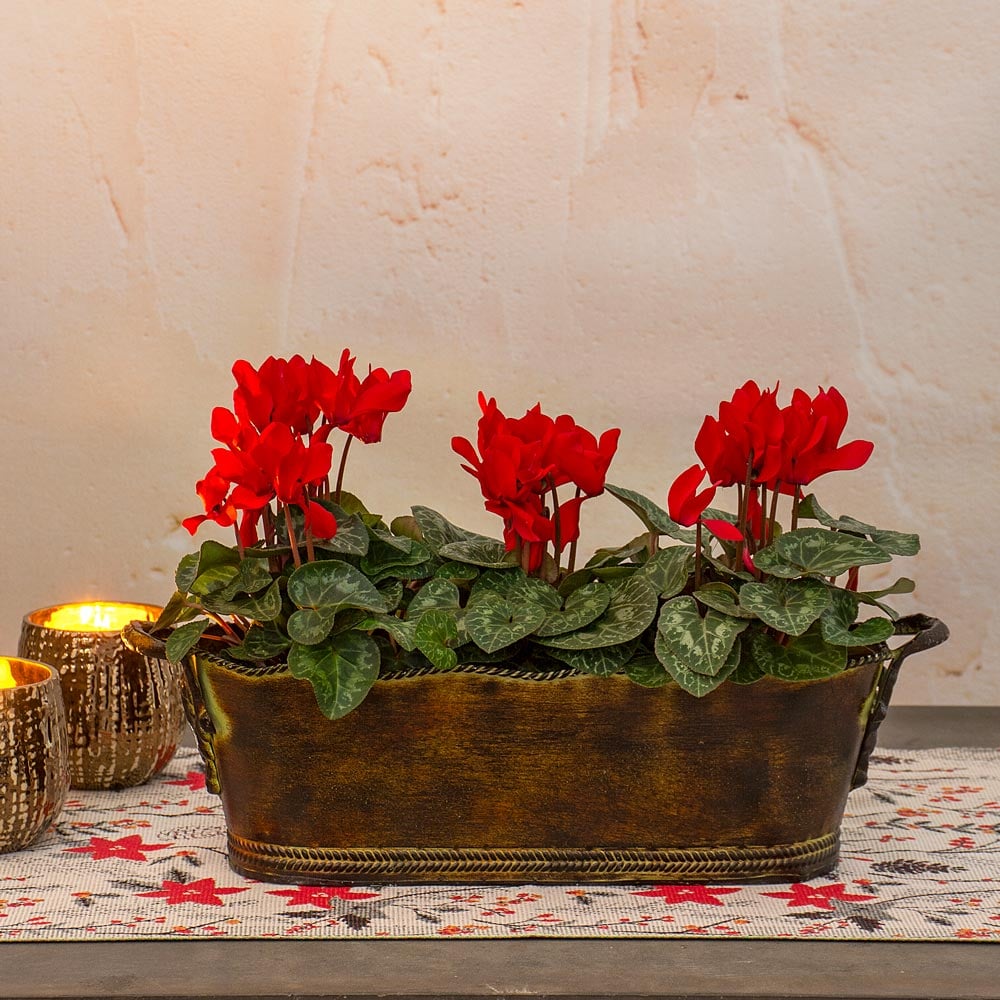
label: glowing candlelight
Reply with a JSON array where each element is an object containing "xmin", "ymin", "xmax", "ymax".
[
  {"xmin": 0, "ymin": 657, "xmax": 17, "ymax": 690},
  {"xmin": 34, "ymin": 602, "xmax": 156, "ymax": 634}
]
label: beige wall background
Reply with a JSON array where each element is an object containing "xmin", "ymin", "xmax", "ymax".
[{"xmin": 1, "ymin": 1, "xmax": 996, "ymax": 702}]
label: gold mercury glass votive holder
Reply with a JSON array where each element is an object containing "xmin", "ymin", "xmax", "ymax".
[
  {"xmin": 18, "ymin": 602, "xmax": 184, "ymax": 790},
  {"xmin": 1, "ymin": 657, "xmax": 70, "ymax": 853}
]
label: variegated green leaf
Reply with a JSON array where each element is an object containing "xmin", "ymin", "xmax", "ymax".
[
  {"xmin": 869, "ymin": 529, "xmax": 920, "ymax": 557},
  {"xmin": 357, "ymin": 614, "xmax": 418, "ymax": 652},
  {"xmin": 411, "ymin": 506, "xmax": 483, "ymax": 554},
  {"xmin": 637, "ymin": 546, "xmax": 694, "ymax": 599},
  {"xmin": 655, "ymin": 596, "xmax": 748, "ymax": 677},
  {"xmin": 754, "ymin": 528, "xmax": 891, "ymax": 579},
  {"xmin": 534, "ymin": 581, "xmax": 612, "ymax": 637},
  {"xmin": 434, "ymin": 561, "xmax": 480, "ymax": 582},
  {"xmin": 175, "ymin": 552, "xmax": 201, "ymax": 593},
  {"xmin": 654, "ymin": 634, "xmax": 741, "ymax": 696},
  {"xmin": 799, "ymin": 494, "xmax": 920, "ymax": 556},
  {"xmin": 288, "ymin": 561, "xmax": 387, "ymax": 615},
  {"xmin": 585, "ymin": 534, "xmax": 651, "ymax": 570},
  {"xmin": 465, "ymin": 595, "xmax": 546, "ymax": 653},
  {"xmin": 227, "ymin": 625, "xmax": 292, "ymax": 662},
  {"xmin": 414, "ymin": 610, "xmax": 460, "ymax": 670},
  {"xmin": 605, "ymin": 484, "xmax": 696, "ymax": 542},
  {"xmin": 438, "ymin": 537, "xmax": 518, "ymax": 569},
  {"xmin": 407, "ymin": 579, "xmax": 462, "ymax": 618},
  {"xmin": 470, "ymin": 570, "xmax": 561, "ymax": 611},
  {"xmin": 535, "ymin": 575, "xmax": 658, "ymax": 650},
  {"xmin": 693, "ymin": 583, "xmax": 758, "ymax": 619},
  {"xmin": 315, "ymin": 507, "xmax": 369, "ymax": 557},
  {"xmin": 625, "ymin": 652, "xmax": 671, "ymax": 688},
  {"xmin": 547, "ymin": 639, "xmax": 638, "ymax": 677},
  {"xmin": 738, "ymin": 578, "xmax": 831, "ymax": 637},
  {"xmin": 821, "ymin": 589, "xmax": 895, "ymax": 647},
  {"xmin": 750, "ymin": 626, "xmax": 846, "ymax": 681},
  {"xmin": 287, "ymin": 632, "xmax": 380, "ymax": 720},
  {"xmin": 165, "ymin": 619, "xmax": 208, "ymax": 663},
  {"xmin": 287, "ymin": 606, "xmax": 338, "ymax": 645}
]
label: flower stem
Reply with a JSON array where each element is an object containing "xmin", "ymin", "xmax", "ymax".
[
  {"xmin": 735, "ymin": 454, "xmax": 753, "ymax": 571},
  {"xmin": 791, "ymin": 486, "xmax": 802, "ymax": 531},
  {"xmin": 767, "ymin": 481, "xmax": 781, "ymax": 545},
  {"xmin": 284, "ymin": 504, "xmax": 302, "ymax": 569},
  {"xmin": 695, "ymin": 520, "xmax": 703, "ymax": 589},
  {"xmin": 566, "ymin": 487, "xmax": 583, "ymax": 574},
  {"xmin": 549, "ymin": 478, "xmax": 562, "ymax": 578},
  {"xmin": 335, "ymin": 434, "xmax": 354, "ymax": 505}
]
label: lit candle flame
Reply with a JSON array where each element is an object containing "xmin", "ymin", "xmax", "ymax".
[
  {"xmin": 0, "ymin": 658, "xmax": 17, "ymax": 690},
  {"xmin": 40, "ymin": 603, "xmax": 155, "ymax": 633}
]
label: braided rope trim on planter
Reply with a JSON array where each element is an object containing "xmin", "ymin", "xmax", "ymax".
[
  {"xmin": 226, "ymin": 832, "xmax": 840, "ymax": 884},
  {"xmin": 204, "ymin": 646, "xmax": 889, "ymax": 682}
]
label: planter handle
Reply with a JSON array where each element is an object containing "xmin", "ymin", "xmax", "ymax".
[
  {"xmin": 121, "ymin": 621, "xmax": 222, "ymax": 796},
  {"xmin": 851, "ymin": 614, "xmax": 949, "ymax": 789}
]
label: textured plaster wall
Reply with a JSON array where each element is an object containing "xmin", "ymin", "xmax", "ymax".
[{"xmin": 1, "ymin": 1, "xmax": 996, "ymax": 703}]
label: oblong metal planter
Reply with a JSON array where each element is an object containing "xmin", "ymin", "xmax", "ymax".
[{"xmin": 126, "ymin": 615, "xmax": 946, "ymax": 886}]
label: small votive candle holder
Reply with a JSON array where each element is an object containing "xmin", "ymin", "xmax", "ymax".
[
  {"xmin": 1, "ymin": 657, "xmax": 70, "ymax": 853},
  {"xmin": 18, "ymin": 602, "xmax": 185, "ymax": 790}
]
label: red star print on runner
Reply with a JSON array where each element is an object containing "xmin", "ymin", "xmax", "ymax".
[
  {"xmin": 136, "ymin": 878, "xmax": 248, "ymax": 906},
  {"xmin": 267, "ymin": 885, "xmax": 380, "ymax": 908},
  {"xmin": 762, "ymin": 883, "xmax": 877, "ymax": 911},
  {"xmin": 631, "ymin": 885, "xmax": 743, "ymax": 906},
  {"xmin": 165, "ymin": 771, "xmax": 207, "ymax": 792},
  {"xmin": 64, "ymin": 835, "xmax": 173, "ymax": 862}
]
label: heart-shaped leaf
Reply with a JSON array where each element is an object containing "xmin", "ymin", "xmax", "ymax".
[
  {"xmin": 754, "ymin": 528, "xmax": 891, "ymax": 579},
  {"xmin": 821, "ymin": 588, "xmax": 895, "ymax": 647},
  {"xmin": 471, "ymin": 570, "xmax": 562, "ymax": 611},
  {"xmin": 227, "ymin": 625, "xmax": 292, "ymax": 662},
  {"xmin": 465, "ymin": 595, "xmax": 546, "ymax": 653},
  {"xmin": 165, "ymin": 619, "xmax": 208, "ymax": 663},
  {"xmin": 357, "ymin": 614, "xmax": 418, "ymax": 652},
  {"xmin": 693, "ymin": 583, "xmax": 758, "ymax": 619},
  {"xmin": 535, "ymin": 575, "xmax": 658, "ymax": 650},
  {"xmin": 655, "ymin": 596, "xmax": 748, "ymax": 677},
  {"xmin": 654, "ymin": 634, "xmax": 741, "ymax": 696},
  {"xmin": 605, "ymin": 484, "xmax": 696, "ymax": 542},
  {"xmin": 407, "ymin": 579, "xmax": 462, "ymax": 619},
  {"xmin": 585, "ymin": 534, "xmax": 652, "ymax": 570},
  {"xmin": 535, "ymin": 581, "xmax": 612, "ymax": 637},
  {"xmin": 626, "ymin": 653, "xmax": 671, "ymax": 688},
  {"xmin": 235, "ymin": 557, "xmax": 276, "ymax": 595},
  {"xmin": 175, "ymin": 553, "xmax": 201, "ymax": 593},
  {"xmin": 411, "ymin": 506, "xmax": 485, "ymax": 553},
  {"xmin": 547, "ymin": 639, "xmax": 638, "ymax": 677},
  {"xmin": 750, "ymin": 626, "xmax": 847, "ymax": 681},
  {"xmin": 434, "ymin": 561, "xmax": 480, "ymax": 582},
  {"xmin": 361, "ymin": 535, "xmax": 431, "ymax": 576},
  {"xmin": 799, "ymin": 494, "xmax": 920, "ymax": 557},
  {"xmin": 190, "ymin": 565, "xmax": 240, "ymax": 598},
  {"xmin": 207, "ymin": 580, "xmax": 283, "ymax": 620},
  {"xmin": 414, "ymin": 610, "xmax": 461, "ymax": 670},
  {"xmin": 730, "ymin": 642, "xmax": 765, "ymax": 685},
  {"xmin": 637, "ymin": 546, "xmax": 694, "ymax": 599},
  {"xmin": 288, "ymin": 632, "xmax": 380, "ymax": 720},
  {"xmin": 316, "ymin": 507, "xmax": 369, "ymax": 557},
  {"xmin": 287, "ymin": 606, "xmax": 338, "ymax": 645},
  {"xmin": 438, "ymin": 537, "xmax": 519, "ymax": 569},
  {"xmin": 739, "ymin": 579, "xmax": 831, "ymax": 636},
  {"xmin": 869, "ymin": 529, "xmax": 920, "ymax": 557},
  {"xmin": 288, "ymin": 561, "xmax": 387, "ymax": 615},
  {"xmin": 377, "ymin": 580, "xmax": 404, "ymax": 613}
]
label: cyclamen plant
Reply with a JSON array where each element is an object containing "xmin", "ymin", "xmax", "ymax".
[{"xmin": 158, "ymin": 359, "xmax": 920, "ymax": 720}]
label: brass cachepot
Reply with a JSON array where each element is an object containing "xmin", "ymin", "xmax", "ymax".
[
  {"xmin": 0, "ymin": 658, "xmax": 70, "ymax": 853},
  {"xmin": 20, "ymin": 602, "xmax": 184, "ymax": 790},
  {"xmin": 126, "ymin": 615, "xmax": 946, "ymax": 886}
]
